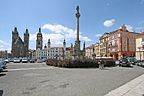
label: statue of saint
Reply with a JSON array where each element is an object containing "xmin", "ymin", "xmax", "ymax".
[{"xmin": 76, "ymin": 6, "xmax": 79, "ymax": 13}]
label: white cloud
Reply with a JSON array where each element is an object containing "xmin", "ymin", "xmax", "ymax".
[
  {"xmin": 0, "ymin": 40, "xmax": 9, "ymax": 46},
  {"xmin": 0, "ymin": 40, "xmax": 11, "ymax": 52},
  {"xmin": 104, "ymin": 19, "xmax": 115, "ymax": 27},
  {"xmin": 95, "ymin": 34, "xmax": 102, "ymax": 37},
  {"xmin": 30, "ymin": 23, "xmax": 91, "ymax": 48},
  {"xmin": 125, "ymin": 25, "xmax": 134, "ymax": 32},
  {"xmin": 42, "ymin": 24, "xmax": 71, "ymax": 34}
]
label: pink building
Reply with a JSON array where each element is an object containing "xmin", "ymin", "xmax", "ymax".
[{"xmin": 107, "ymin": 25, "xmax": 138, "ymax": 60}]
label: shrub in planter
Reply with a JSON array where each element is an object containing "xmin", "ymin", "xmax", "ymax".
[{"xmin": 46, "ymin": 58, "xmax": 115, "ymax": 68}]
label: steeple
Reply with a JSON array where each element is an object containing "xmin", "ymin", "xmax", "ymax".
[
  {"xmin": 25, "ymin": 29, "xmax": 29, "ymax": 33},
  {"xmin": 36, "ymin": 28, "xmax": 43, "ymax": 49},
  {"xmin": 39, "ymin": 27, "xmax": 41, "ymax": 33},
  {"xmin": 24, "ymin": 29, "xmax": 29, "ymax": 57},
  {"xmin": 14, "ymin": 27, "xmax": 18, "ymax": 33},
  {"xmin": 48, "ymin": 39, "xmax": 51, "ymax": 48},
  {"xmin": 71, "ymin": 43, "xmax": 73, "ymax": 48},
  {"xmin": 63, "ymin": 39, "xmax": 66, "ymax": 48},
  {"xmin": 44, "ymin": 44, "xmax": 47, "ymax": 49},
  {"xmin": 83, "ymin": 42, "xmax": 85, "ymax": 51}
]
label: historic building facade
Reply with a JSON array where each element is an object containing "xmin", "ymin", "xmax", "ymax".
[
  {"xmin": 0, "ymin": 50, "xmax": 8, "ymax": 58},
  {"xmin": 107, "ymin": 25, "xmax": 138, "ymax": 60},
  {"xmin": 85, "ymin": 25, "xmax": 138, "ymax": 60},
  {"xmin": 94, "ymin": 43, "xmax": 100, "ymax": 57},
  {"xmin": 135, "ymin": 32, "xmax": 144, "ymax": 60},
  {"xmin": 35, "ymin": 6, "xmax": 85, "ymax": 60},
  {"xmin": 36, "ymin": 28, "xmax": 43, "ymax": 50},
  {"xmin": 36, "ymin": 39, "xmax": 66, "ymax": 60},
  {"xmin": 99, "ymin": 33, "xmax": 109, "ymax": 57},
  {"xmin": 11, "ymin": 27, "xmax": 29, "ymax": 57},
  {"xmin": 85, "ymin": 45, "xmax": 94, "ymax": 59}
]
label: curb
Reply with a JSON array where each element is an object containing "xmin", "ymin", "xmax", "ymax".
[{"xmin": 105, "ymin": 74, "xmax": 144, "ymax": 96}]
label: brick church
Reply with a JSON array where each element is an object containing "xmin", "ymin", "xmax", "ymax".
[{"xmin": 11, "ymin": 27, "xmax": 29, "ymax": 57}]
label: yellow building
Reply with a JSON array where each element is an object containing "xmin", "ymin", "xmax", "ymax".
[
  {"xmin": 99, "ymin": 33, "xmax": 109, "ymax": 57},
  {"xmin": 94, "ymin": 43, "xmax": 100, "ymax": 57},
  {"xmin": 135, "ymin": 32, "xmax": 144, "ymax": 60},
  {"xmin": 85, "ymin": 45, "xmax": 94, "ymax": 59}
]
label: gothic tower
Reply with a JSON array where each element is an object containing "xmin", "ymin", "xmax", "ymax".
[
  {"xmin": 63, "ymin": 39, "xmax": 66, "ymax": 49},
  {"xmin": 24, "ymin": 29, "xmax": 29, "ymax": 57},
  {"xmin": 48, "ymin": 39, "xmax": 51, "ymax": 48},
  {"xmin": 36, "ymin": 28, "xmax": 43, "ymax": 49},
  {"xmin": 11, "ymin": 27, "xmax": 19, "ymax": 57}
]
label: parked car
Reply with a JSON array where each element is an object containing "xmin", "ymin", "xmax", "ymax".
[
  {"xmin": 13, "ymin": 58, "xmax": 21, "ymax": 63},
  {"xmin": 37, "ymin": 59, "xmax": 43, "ymax": 63},
  {"xmin": 22, "ymin": 58, "xmax": 28, "ymax": 63},
  {"xmin": 115, "ymin": 60, "xmax": 120, "ymax": 66},
  {"xmin": 9, "ymin": 58, "xmax": 14, "ymax": 62},
  {"xmin": 4, "ymin": 59, "xmax": 9, "ymax": 63},
  {"xmin": 127, "ymin": 57, "xmax": 136, "ymax": 65},
  {"xmin": 0, "ymin": 61, "xmax": 7, "ymax": 69},
  {"xmin": 29, "ymin": 59, "xmax": 35, "ymax": 63},
  {"xmin": 135, "ymin": 60, "xmax": 142, "ymax": 66},
  {"xmin": 0, "ymin": 64, "xmax": 3, "ymax": 73},
  {"xmin": 119, "ymin": 58, "xmax": 131, "ymax": 67}
]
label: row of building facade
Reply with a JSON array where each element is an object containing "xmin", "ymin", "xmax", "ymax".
[
  {"xmin": 85, "ymin": 25, "xmax": 144, "ymax": 60},
  {"xmin": 5, "ymin": 6, "xmax": 143, "ymax": 61}
]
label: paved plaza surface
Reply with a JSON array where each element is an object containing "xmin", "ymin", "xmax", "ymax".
[{"xmin": 0, "ymin": 63, "xmax": 144, "ymax": 96}]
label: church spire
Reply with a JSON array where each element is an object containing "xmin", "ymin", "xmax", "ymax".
[
  {"xmin": 48, "ymin": 39, "xmax": 51, "ymax": 48},
  {"xmin": 83, "ymin": 42, "xmax": 85, "ymax": 51},
  {"xmin": 39, "ymin": 27, "xmax": 41, "ymax": 33},
  {"xmin": 14, "ymin": 27, "xmax": 18, "ymax": 33}
]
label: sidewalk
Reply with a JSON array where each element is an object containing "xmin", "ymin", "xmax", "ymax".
[{"xmin": 105, "ymin": 74, "xmax": 144, "ymax": 96}]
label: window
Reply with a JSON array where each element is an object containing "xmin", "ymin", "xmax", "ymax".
[
  {"xmin": 143, "ymin": 45, "xmax": 144, "ymax": 50},
  {"xmin": 142, "ymin": 38, "xmax": 144, "ymax": 42}
]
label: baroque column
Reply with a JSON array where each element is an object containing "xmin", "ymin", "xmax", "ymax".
[{"xmin": 74, "ymin": 5, "xmax": 81, "ymax": 58}]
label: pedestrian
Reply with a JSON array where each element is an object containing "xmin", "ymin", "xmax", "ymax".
[{"xmin": 98, "ymin": 59, "xmax": 104, "ymax": 70}]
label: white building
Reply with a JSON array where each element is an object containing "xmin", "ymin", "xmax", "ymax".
[
  {"xmin": 36, "ymin": 39, "xmax": 66, "ymax": 60},
  {"xmin": 136, "ymin": 32, "xmax": 144, "ymax": 60},
  {"xmin": 47, "ymin": 47, "xmax": 64, "ymax": 60},
  {"xmin": 36, "ymin": 48, "xmax": 47, "ymax": 59}
]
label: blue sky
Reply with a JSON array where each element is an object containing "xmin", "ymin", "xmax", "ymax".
[{"xmin": 0, "ymin": 0, "xmax": 144, "ymax": 52}]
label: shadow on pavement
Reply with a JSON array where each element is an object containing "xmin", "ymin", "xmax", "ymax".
[
  {"xmin": 0, "ymin": 90, "xmax": 3, "ymax": 96},
  {"xmin": 2, "ymin": 70, "xmax": 8, "ymax": 72},
  {"xmin": 0, "ymin": 73, "xmax": 6, "ymax": 77}
]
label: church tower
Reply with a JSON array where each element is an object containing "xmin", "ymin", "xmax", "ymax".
[
  {"xmin": 11, "ymin": 27, "xmax": 19, "ymax": 57},
  {"xmin": 48, "ymin": 39, "xmax": 51, "ymax": 48},
  {"xmin": 24, "ymin": 29, "xmax": 29, "ymax": 57},
  {"xmin": 12, "ymin": 27, "xmax": 19, "ymax": 46},
  {"xmin": 36, "ymin": 28, "xmax": 43, "ymax": 49}
]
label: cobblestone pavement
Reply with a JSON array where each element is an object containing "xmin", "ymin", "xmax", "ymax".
[{"xmin": 0, "ymin": 63, "xmax": 144, "ymax": 96}]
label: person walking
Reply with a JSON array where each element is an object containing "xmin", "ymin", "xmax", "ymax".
[{"xmin": 98, "ymin": 59, "xmax": 104, "ymax": 70}]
